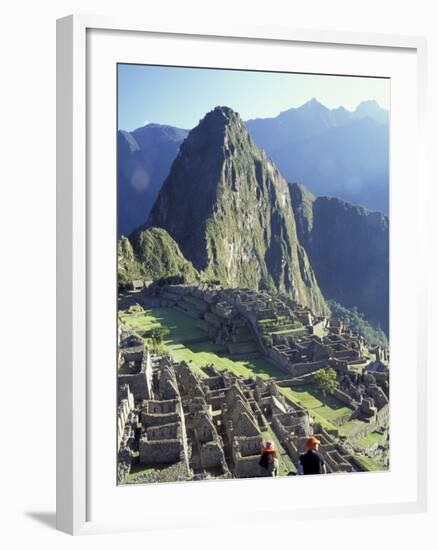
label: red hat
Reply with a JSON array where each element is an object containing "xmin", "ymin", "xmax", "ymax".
[
  {"xmin": 304, "ymin": 436, "xmax": 321, "ymax": 450},
  {"xmin": 262, "ymin": 440, "xmax": 276, "ymax": 452}
]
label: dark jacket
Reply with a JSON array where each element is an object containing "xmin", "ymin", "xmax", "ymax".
[{"xmin": 299, "ymin": 450, "xmax": 325, "ymax": 475}]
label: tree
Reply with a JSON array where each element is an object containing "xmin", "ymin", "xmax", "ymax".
[{"xmin": 314, "ymin": 368, "xmax": 339, "ymax": 404}]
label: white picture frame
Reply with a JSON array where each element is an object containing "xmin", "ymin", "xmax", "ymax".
[{"xmin": 56, "ymin": 14, "xmax": 428, "ymax": 535}]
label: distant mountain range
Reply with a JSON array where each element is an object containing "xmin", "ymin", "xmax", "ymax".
[
  {"xmin": 118, "ymin": 124, "xmax": 188, "ymax": 236},
  {"xmin": 246, "ymin": 99, "xmax": 389, "ymax": 215},
  {"xmin": 119, "ymin": 106, "xmax": 389, "ymax": 335},
  {"xmin": 118, "ymin": 99, "xmax": 389, "ymax": 236}
]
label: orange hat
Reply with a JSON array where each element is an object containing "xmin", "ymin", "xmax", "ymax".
[
  {"xmin": 304, "ymin": 436, "xmax": 321, "ymax": 450},
  {"xmin": 262, "ymin": 440, "xmax": 276, "ymax": 453}
]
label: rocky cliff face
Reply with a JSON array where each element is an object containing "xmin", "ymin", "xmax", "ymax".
[
  {"xmin": 290, "ymin": 183, "xmax": 389, "ymax": 333},
  {"xmin": 143, "ymin": 107, "xmax": 328, "ymax": 315}
]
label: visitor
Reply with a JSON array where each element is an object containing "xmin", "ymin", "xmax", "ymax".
[
  {"xmin": 299, "ymin": 436, "xmax": 327, "ymax": 475},
  {"xmin": 259, "ymin": 440, "xmax": 279, "ymax": 477}
]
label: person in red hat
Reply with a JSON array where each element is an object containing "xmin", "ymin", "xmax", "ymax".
[
  {"xmin": 299, "ymin": 436, "xmax": 327, "ymax": 475},
  {"xmin": 259, "ymin": 440, "xmax": 279, "ymax": 477}
]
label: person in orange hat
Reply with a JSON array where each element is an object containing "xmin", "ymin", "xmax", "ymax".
[
  {"xmin": 299, "ymin": 436, "xmax": 327, "ymax": 475},
  {"xmin": 259, "ymin": 440, "xmax": 279, "ymax": 477}
]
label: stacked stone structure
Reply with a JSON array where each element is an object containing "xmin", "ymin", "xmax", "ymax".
[
  {"xmin": 118, "ymin": 343, "xmax": 154, "ymax": 402},
  {"xmin": 143, "ymin": 283, "xmax": 388, "ymax": 385},
  {"xmin": 117, "ymin": 282, "xmax": 390, "ymax": 482}
]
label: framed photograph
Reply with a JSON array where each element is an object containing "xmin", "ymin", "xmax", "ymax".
[{"xmin": 56, "ymin": 15, "xmax": 428, "ymax": 535}]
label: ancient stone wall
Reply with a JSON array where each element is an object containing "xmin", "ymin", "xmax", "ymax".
[
  {"xmin": 233, "ymin": 435, "xmax": 263, "ymax": 458},
  {"xmin": 142, "ymin": 348, "xmax": 154, "ymax": 400},
  {"xmin": 139, "ymin": 439, "xmax": 183, "ymax": 465},
  {"xmin": 344, "ymin": 404, "xmax": 389, "ymax": 441},
  {"xmin": 200, "ymin": 441, "xmax": 227, "ymax": 470},
  {"xmin": 267, "ymin": 346, "xmax": 329, "ymax": 377},
  {"xmin": 142, "ymin": 409, "xmax": 180, "ymax": 427},
  {"xmin": 324, "ymin": 449, "xmax": 354, "ymax": 473},
  {"xmin": 332, "ymin": 387, "xmax": 357, "ymax": 408},
  {"xmin": 158, "ymin": 363, "xmax": 180, "ymax": 400},
  {"xmin": 117, "ymin": 384, "xmax": 136, "ymax": 451},
  {"xmin": 235, "ymin": 454, "xmax": 262, "ymax": 478},
  {"xmin": 118, "ymin": 371, "xmax": 148, "ymax": 402},
  {"xmin": 118, "ymin": 347, "xmax": 153, "ymax": 402},
  {"xmin": 272, "ymin": 410, "xmax": 311, "ymax": 438}
]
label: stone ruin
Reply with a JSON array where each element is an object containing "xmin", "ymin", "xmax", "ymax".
[
  {"xmin": 117, "ymin": 284, "xmax": 390, "ymax": 479},
  {"xmin": 118, "ymin": 333, "xmax": 154, "ymax": 402},
  {"xmin": 117, "ymin": 330, "xmax": 371, "ymax": 483},
  {"xmin": 335, "ymin": 370, "xmax": 389, "ymax": 427},
  {"xmin": 138, "ymin": 283, "xmax": 389, "ymax": 387},
  {"xmin": 117, "ymin": 384, "xmax": 140, "ymax": 482}
]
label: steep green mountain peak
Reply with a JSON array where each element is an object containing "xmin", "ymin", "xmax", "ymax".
[{"xmin": 144, "ymin": 106, "xmax": 328, "ymax": 315}]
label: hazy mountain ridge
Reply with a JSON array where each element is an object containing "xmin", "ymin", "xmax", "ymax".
[
  {"xmin": 246, "ymin": 99, "xmax": 389, "ymax": 214},
  {"xmin": 290, "ymin": 182, "xmax": 389, "ymax": 334},
  {"xmin": 118, "ymin": 125, "xmax": 189, "ymax": 235},
  {"xmin": 246, "ymin": 97, "xmax": 351, "ymax": 150}
]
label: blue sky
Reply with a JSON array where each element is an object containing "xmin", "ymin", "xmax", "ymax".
[{"xmin": 118, "ymin": 64, "xmax": 390, "ymax": 132}]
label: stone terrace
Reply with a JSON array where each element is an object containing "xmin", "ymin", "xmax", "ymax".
[
  {"xmin": 151, "ymin": 284, "xmax": 385, "ymax": 382},
  {"xmin": 117, "ymin": 333, "xmax": 365, "ymax": 482}
]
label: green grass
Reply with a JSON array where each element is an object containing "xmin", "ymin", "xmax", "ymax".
[
  {"xmin": 120, "ymin": 307, "xmax": 285, "ymax": 380},
  {"xmin": 279, "ymin": 385, "xmax": 353, "ymax": 424},
  {"xmin": 257, "ymin": 317, "xmax": 303, "ymax": 337},
  {"xmin": 120, "ymin": 307, "xmax": 206, "ymax": 344},
  {"xmin": 353, "ymin": 455, "xmax": 385, "ymax": 472},
  {"xmin": 167, "ymin": 342, "xmax": 284, "ymax": 380},
  {"xmin": 269, "ymin": 327, "xmax": 304, "ymax": 335},
  {"xmin": 125, "ymin": 464, "xmax": 158, "ymax": 482},
  {"xmin": 257, "ymin": 318, "xmax": 275, "ymax": 326},
  {"xmin": 278, "ymin": 388, "xmax": 337, "ymax": 432},
  {"xmin": 338, "ymin": 419, "xmax": 371, "ymax": 438},
  {"xmin": 356, "ymin": 431, "xmax": 384, "ymax": 447}
]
